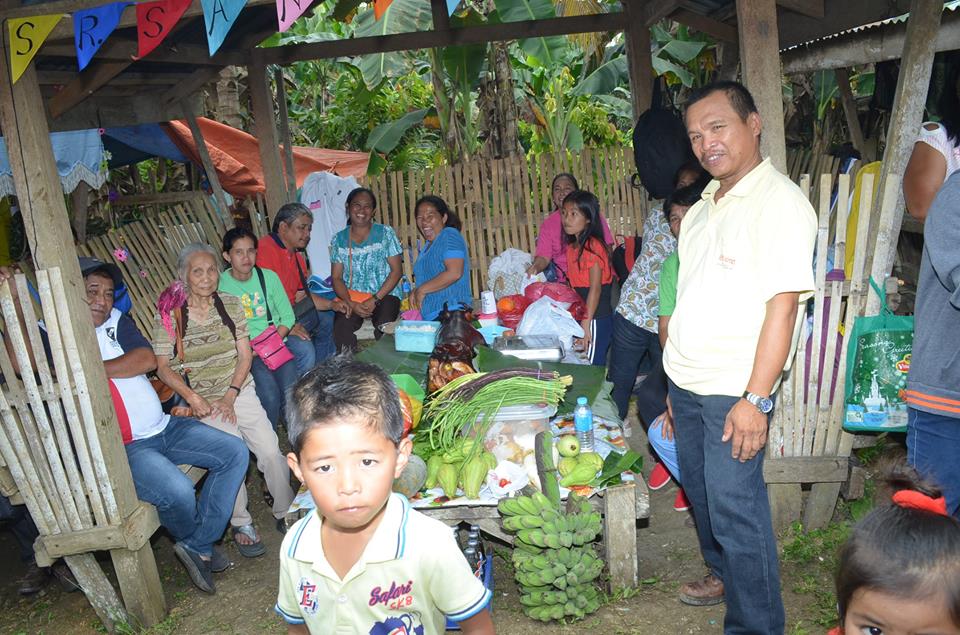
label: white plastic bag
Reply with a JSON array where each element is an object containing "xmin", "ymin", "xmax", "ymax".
[
  {"xmin": 517, "ymin": 296, "xmax": 584, "ymax": 350},
  {"xmin": 488, "ymin": 249, "xmax": 533, "ymax": 300}
]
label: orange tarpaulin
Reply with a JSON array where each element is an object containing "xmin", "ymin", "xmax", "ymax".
[{"xmin": 163, "ymin": 118, "xmax": 368, "ymax": 198}]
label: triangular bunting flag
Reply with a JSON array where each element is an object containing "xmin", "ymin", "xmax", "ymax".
[
  {"xmin": 136, "ymin": 0, "xmax": 191, "ymax": 59},
  {"xmin": 8, "ymin": 15, "xmax": 64, "ymax": 84},
  {"xmin": 277, "ymin": 0, "xmax": 310, "ymax": 32},
  {"xmin": 201, "ymin": 0, "xmax": 247, "ymax": 55},
  {"xmin": 446, "ymin": 0, "xmax": 459, "ymax": 15},
  {"xmin": 74, "ymin": 2, "xmax": 131, "ymax": 71},
  {"xmin": 373, "ymin": 0, "xmax": 393, "ymax": 20}
]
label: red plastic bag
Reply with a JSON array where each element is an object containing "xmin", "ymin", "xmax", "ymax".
[
  {"xmin": 523, "ymin": 282, "xmax": 581, "ymax": 305},
  {"xmin": 496, "ymin": 294, "xmax": 530, "ymax": 329},
  {"xmin": 524, "ymin": 282, "xmax": 586, "ymax": 322}
]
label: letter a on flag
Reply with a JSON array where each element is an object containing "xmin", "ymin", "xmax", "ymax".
[
  {"xmin": 373, "ymin": 0, "xmax": 393, "ymax": 20},
  {"xmin": 277, "ymin": 0, "xmax": 309, "ymax": 32},
  {"xmin": 8, "ymin": 15, "xmax": 63, "ymax": 83},
  {"xmin": 202, "ymin": 0, "xmax": 247, "ymax": 55},
  {"xmin": 74, "ymin": 2, "xmax": 131, "ymax": 71},
  {"xmin": 136, "ymin": 0, "xmax": 191, "ymax": 59}
]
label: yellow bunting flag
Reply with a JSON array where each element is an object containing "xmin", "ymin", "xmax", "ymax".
[{"xmin": 8, "ymin": 15, "xmax": 64, "ymax": 84}]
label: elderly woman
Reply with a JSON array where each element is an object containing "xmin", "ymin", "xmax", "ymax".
[
  {"xmin": 526, "ymin": 173, "xmax": 614, "ymax": 282},
  {"xmin": 330, "ymin": 187, "xmax": 403, "ymax": 352},
  {"xmin": 153, "ymin": 243, "xmax": 294, "ymax": 558},
  {"xmin": 410, "ymin": 195, "xmax": 472, "ymax": 320}
]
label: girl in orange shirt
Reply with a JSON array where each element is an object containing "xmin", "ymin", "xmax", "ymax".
[{"xmin": 563, "ymin": 190, "xmax": 614, "ymax": 366}]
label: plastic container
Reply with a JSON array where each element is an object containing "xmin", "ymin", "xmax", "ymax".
[
  {"xmin": 476, "ymin": 312, "xmax": 499, "ymax": 328},
  {"xmin": 477, "ymin": 324, "xmax": 509, "ymax": 346},
  {"xmin": 493, "ymin": 334, "xmax": 563, "ymax": 362},
  {"xmin": 468, "ymin": 403, "xmax": 558, "ymax": 465},
  {"xmin": 394, "ymin": 320, "xmax": 440, "ymax": 353}
]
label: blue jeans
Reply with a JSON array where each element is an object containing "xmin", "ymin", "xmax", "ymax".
[
  {"xmin": 125, "ymin": 417, "xmax": 248, "ymax": 557},
  {"xmin": 0, "ymin": 493, "xmax": 38, "ymax": 562},
  {"xmin": 250, "ymin": 355, "xmax": 299, "ymax": 431},
  {"xmin": 609, "ymin": 313, "xmax": 662, "ymax": 420},
  {"xmin": 287, "ymin": 309, "xmax": 335, "ymax": 374},
  {"xmin": 668, "ymin": 381, "xmax": 784, "ymax": 634},
  {"xmin": 648, "ymin": 414, "xmax": 681, "ymax": 483},
  {"xmin": 907, "ymin": 407, "xmax": 960, "ymax": 516}
]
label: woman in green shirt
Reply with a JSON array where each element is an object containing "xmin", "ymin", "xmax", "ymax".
[{"xmin": 219, "ymin": 227, "xmax": 298, "ymax": 431}]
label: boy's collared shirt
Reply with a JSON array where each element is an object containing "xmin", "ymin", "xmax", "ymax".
[{"xmin": 276, "ymin": 493, "xmax": 491, "ymax": 634}]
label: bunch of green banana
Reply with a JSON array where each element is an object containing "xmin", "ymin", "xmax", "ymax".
[
  {"xmin": 423, "ymin": 438, "xmax": 496, "ymax": 499},
  {"xmin": 499, "ymin": 493, "xmax": 605, "ymax": 622}
]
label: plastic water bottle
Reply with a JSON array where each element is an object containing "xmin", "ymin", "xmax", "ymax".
[
  {"xmin": 574, "ymin": 396, "xmax": 594, "ymax": 452},
  {"xmin": 400, "ymin": 275, "xmax": 412, "ymax": 311}
]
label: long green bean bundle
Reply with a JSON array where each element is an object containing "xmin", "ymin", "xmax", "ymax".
[{"xmin": 422, "ymin": 368, "xmax": 572, "ymax": 457}]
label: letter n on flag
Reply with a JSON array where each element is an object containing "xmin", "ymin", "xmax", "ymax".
[
  {"xmin": 373, "ymin": 0, "xmax": 393, "ymax": 20},
  {"xmin": 277, "ymin": 0, "xmax": 310, "ymax": 32},
  {"xmin": 8, "ymin": 15, "xmax": 63, "ymax": 84},
  {"xmin": 136, "ymin": 0, "xmax": 191, "ymax": 59},
  {"xmin": 74, "ymin": 2, "xmax": 132, "ymax": 71}
]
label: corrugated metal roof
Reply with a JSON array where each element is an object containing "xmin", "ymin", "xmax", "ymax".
[{"xmin": 781, "ymin": 0, "xmax": 959, "ymax": 52}]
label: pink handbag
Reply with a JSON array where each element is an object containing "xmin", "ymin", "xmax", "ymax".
[
  {"xmin": 250, "ymin": 325, "xmax": 294, "ymax": 370},
  {"xmin": 250, "ymin": 266, "xmax": 295, "ymax": 370}
]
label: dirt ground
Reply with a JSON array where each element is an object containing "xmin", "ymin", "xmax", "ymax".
[{"xmin": 0, "ymin": 413, "xmax": 842, "ymax": 635}]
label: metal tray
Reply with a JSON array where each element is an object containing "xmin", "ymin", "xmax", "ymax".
[{"xmin": 492, "ymin": 334, "xmax": 563, "ymax": 362}]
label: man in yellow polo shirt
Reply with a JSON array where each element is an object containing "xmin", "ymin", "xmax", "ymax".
[{"xmin": 663, "ymin": 81, "xmax": 816, "ymax": 633}]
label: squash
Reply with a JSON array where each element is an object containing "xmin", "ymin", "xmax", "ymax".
[{"xmin": 393, "ymin": 454, "xmax": 428, "ymax": 499}]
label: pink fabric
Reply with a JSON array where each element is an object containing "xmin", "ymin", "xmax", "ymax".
[{"xmin": 535, "ymin": 209, "xmax": 614, "ymax": 281}]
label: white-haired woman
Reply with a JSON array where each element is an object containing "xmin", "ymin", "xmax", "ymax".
[{"xmin": 153, "ymin": 243, "xmax": 293, "ymax": 558}]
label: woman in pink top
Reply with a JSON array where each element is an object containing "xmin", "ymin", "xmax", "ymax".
[{"xmin": 526, "ymin": 173, "xmax": 613, "ymax": 282}]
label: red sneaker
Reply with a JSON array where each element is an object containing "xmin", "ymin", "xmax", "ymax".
[
  {"xmin": 647, "ymin": 462, "xmax": 671, "ymax": 490},
  {"xmin": 673, "ymin": 488, "xmax": 691, "ymax": 512}
]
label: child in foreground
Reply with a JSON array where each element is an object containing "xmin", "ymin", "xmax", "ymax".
[
  {"xmin": 275, "ymin": 358, "xmax": 495, "ymax": 634},
  {"xmin": 830, "ymin": 461, "xmax": 960, "ymax": 635}
]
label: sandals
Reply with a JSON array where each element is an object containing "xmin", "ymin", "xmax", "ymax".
[{"xmin": 231, "ymin": 524, "xmax": 266, "ymax": 558}]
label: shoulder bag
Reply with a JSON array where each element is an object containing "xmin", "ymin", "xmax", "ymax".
[{"xmin": 249, "ymin": 267, "xmax": 295, "ymax": 370}]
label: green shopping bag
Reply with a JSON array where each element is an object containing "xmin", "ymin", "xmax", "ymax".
[{"xmin": 844, "ymin": 278, "xmax": 912, "ymax": 432}]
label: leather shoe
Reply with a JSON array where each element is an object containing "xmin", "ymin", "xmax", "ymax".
[
  {"xmin": 18, "ymin": 562, "xmax": 51, "ymax": 595},
  {"xmin": 679, "ymin": 574, "xmax": 724, "ymax": 606}
]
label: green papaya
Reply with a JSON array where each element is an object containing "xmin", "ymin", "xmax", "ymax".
[
  {"xmin": 461, "ymin": 455, "xmax": 488, "ymax": 499},
  {"xmin": 437, "ymin": 462, "xmax": 459, "ymax": 499},
  {"xmin": 425, "ymin": 454, "xmax": 443, "ymax": 489},
  {"xmin": 559, "ymin": 462, "xmax": 599, "ymax": 488}
]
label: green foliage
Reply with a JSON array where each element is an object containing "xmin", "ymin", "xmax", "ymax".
[
  {"xmin": 352, "ymin": 0, "xmax": 432, "ymax": 88},
  {"xmin": 494, "ymin": 0, "xmax": 566, "ymax": 66}
]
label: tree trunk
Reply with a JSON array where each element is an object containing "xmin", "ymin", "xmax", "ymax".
[
  {"xmin": 216, "ymin": 66, "xmax": 245, "ymax": 130},
  {"xmin": 492, "ymin": 41, "xmax": 520, "ymax": 157},
  {"xmin": 429, "ymin": 49, "xmax": 464, "ymax": 164}
]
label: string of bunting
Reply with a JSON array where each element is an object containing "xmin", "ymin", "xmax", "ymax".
[{"xmin": 5, "ymin": 0, "xmax": 464, "ymax": 84}]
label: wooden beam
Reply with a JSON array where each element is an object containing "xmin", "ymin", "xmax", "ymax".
[
  {"xmin": 0, "ymin": 31, "xmax": 165, "ymax": 628},
  {"xmin": 782, "ymin": 9, "xmax": 959, "ymax": 74},
  {"xmin": 274, "ymin": 67, "xmax": 297, "ymax": 198},
  {"xmin": 48, "ymin": 91, "xmax": 203, "ymax": 131},
  {"xmin": 39, "ymin": 71, "xmax": 193, "ymax": 86},
  {"xmin": 48, "ymin": 60, "xmax": 135, "ymax": 119},
  {"xmin": 623, "ymin": 1, "xmax": 653, "ymax": 118},
  {"xmin": 254, "ymin": 11, "xmax": 629, "ymax": 66},
  {"xmin": 762, "ymin": 456, "xmax": 848, "ymax": 484},
  {"xmin": 430, "ymin": 0, "xmax": 451, "ymax": 31},
  {"xmin": 182, "ymin": 104, "xmax": 231, "ymax": 220},
  {"xmin": 834, "ymin": 67, "xmax": 867, "ymax": 159},
  {"xmin": 865, "ymin": 0, "xmax": 941, "ymax": 305},
  {"xmin": 672, "ymin": 9, "xmax": 737, "ymax": 43},
  {"xmin": 776, "ymin": 0, "xmax": 823, "ymax": 19},
  {"xmin": 643, "ymin": 0, "xmax": 681, "ymax": 25},
  {"xmin": 248, "ymin": 61, "xmax": 287, "ymax": 221},
  {"xmin": 737, "ymin": 0, "xmax": 787, "ymax": 173},
  {"xmin": 41, "ymin": 42, "xmax": 245, "ymax": 66},
  {"xmin": 114, "ymin": 191, "xmax": 204, "ymax": 206}
]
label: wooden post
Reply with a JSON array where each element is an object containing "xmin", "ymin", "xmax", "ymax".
[
  {"xmin": 181, "ymin": 103, "xmax": 232, "ymax": 223},
  {"xmin": 623, "ymin": 1, "xmax": 653, "ymax": 118},
  {"xmin": 834, "ymin": 67, "xmax": 867, "ymax": 160},
  {"xmin": 865, "ymin": 0, "xmax": 941, "ymax": 287},
  {"xmin": 602, "ymin": 483, "xmax": 638, "ymax": 589},
  {"xmin": 249, "ymin": 61, "xmax": 288, "ymax": 223},
  {"xmin": 736, "ymin": 0, "xmax": 787, "ymax": 172},
  {"xmin": 0, "ymin": 38, "xmax": 165, "ymax": 630},
  {"xmin": 274, "ymin": 67, "xmax": 297, "ymax": 198}
]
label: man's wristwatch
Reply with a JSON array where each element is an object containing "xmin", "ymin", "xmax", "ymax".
[{"xmin": 742, "ymin": 391, "xmax": 774, "ymax": 414}]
